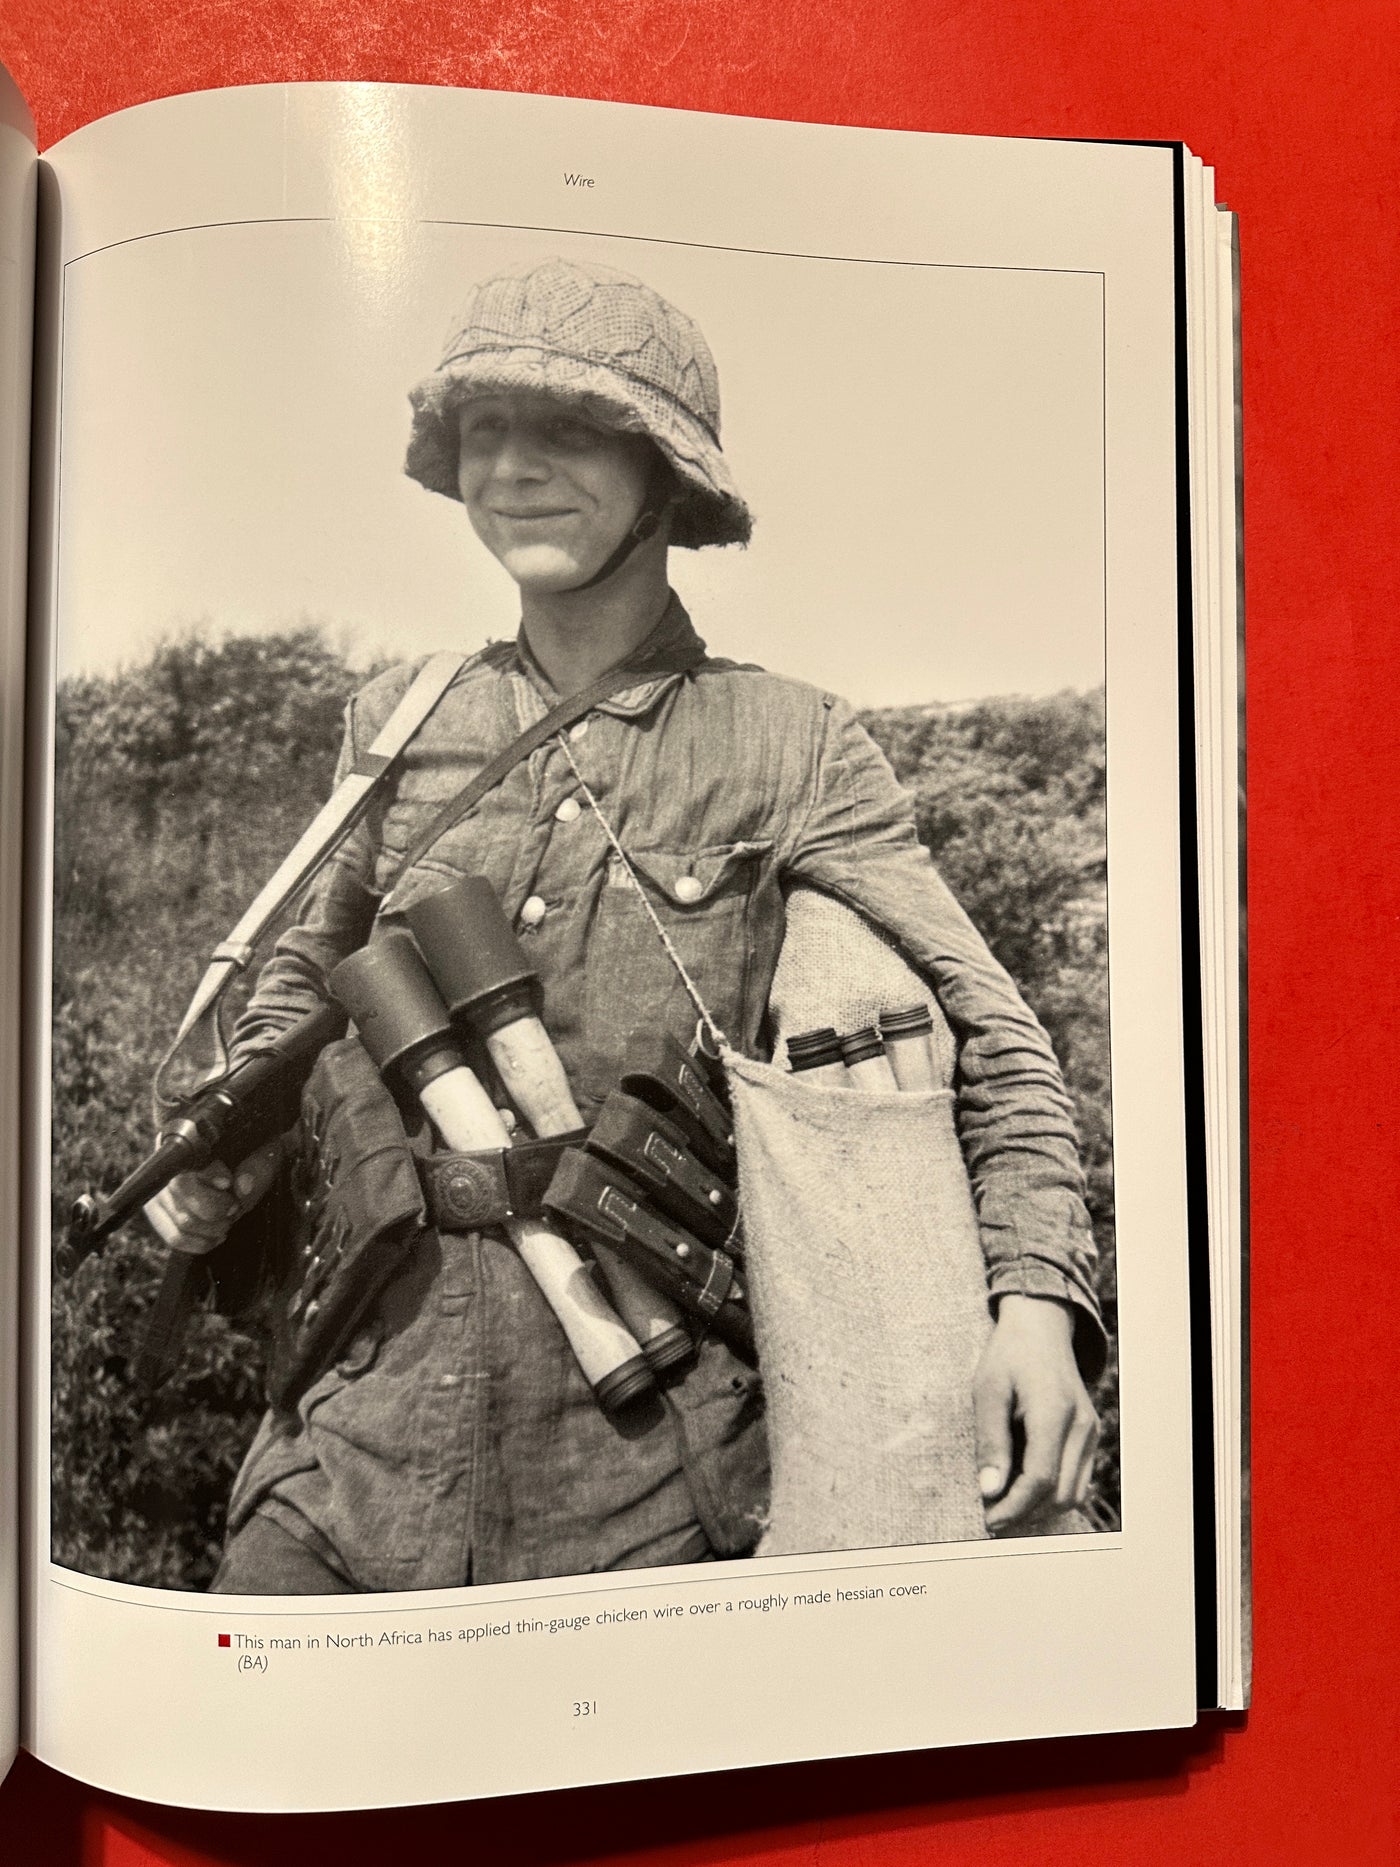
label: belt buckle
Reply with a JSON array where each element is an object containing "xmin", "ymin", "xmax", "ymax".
[{"xmin": 435, "ymin": 1157, "xmax": 503, "ymax": 1230}]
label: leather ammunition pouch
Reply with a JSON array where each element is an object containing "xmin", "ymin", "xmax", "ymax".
[
  {"xmin": 544, "ymin": 1038, "xmax": 752, "ymax": 1364},
  {"xmin": 258, "ymin": 1035, "xmax": 428, "ymax": 1411},
  {"xmin": 587, "ymin": 1092, "xmax": 738, "ymax": 1246},
  {"xmin": 619, "ymin": 1030, "xmax": 737, "ymax": 1179},
  {"xmin": 545, "ymin": 1146, "xmax": 752, "ymax": 1363}
]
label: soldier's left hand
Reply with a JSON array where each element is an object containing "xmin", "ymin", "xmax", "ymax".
[
  {"xmin": 972, "ymin": 1293, "xmax": 1099, "ymax": 1533},
  {"xmin": 143, "ymin": 1139, "xmax": 284, "ymax": 1255}
]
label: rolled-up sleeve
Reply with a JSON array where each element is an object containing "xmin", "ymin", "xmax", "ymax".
[{"xmin": 784, "ymin": 696, "xmax": 1106, "ymax": 1380}]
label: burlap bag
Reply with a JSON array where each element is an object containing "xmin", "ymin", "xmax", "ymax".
[
  {"xmin": 565, "ymin": 814, "xmax": 1085, "ymax": 1551},
  {"xmin": 727, "ymin": 887, "xmax": 993, "ymax": 1556}
]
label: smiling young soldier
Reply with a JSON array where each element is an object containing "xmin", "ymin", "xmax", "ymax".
[{"xmin": 150, "ymin": 257, "xmax": 1104, "ymax": 1593}]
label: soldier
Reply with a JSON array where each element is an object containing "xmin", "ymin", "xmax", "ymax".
[{"xmin": 150, "ymin": 257, "xmax": 1103, "ymax": 1593}]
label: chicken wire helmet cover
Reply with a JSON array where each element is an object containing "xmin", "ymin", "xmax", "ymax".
[{"xmin": 404, "ymin": 257, "xmax": 753, "ymax": 550}]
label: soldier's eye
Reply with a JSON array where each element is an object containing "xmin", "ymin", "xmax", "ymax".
[
  {"xmin": 545, "ymin": 417, "xmax": 601, "ymax": 450},
  {"xmin": 459, "ymin": 411, "xmax": 507, "ymax": 448}
]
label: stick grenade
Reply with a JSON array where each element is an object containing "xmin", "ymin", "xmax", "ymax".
[
  {"xmin": 407, "ymin": 878, "xmax": 694, "ymax": 1376},
  {"xmin": 329, "ymin": 934, "xmax": 654, "ymax": 1415},
  {"xmin": 879, "ymin": 1004, "xmax": 941, "ymax": 1092},
  {"xmin": 839, "ymin": 1026, "xmax": 899, "ymax": 1092},
  {"xmin": 784, "ymin": 1027, "xmax": 847, "ymax": 1086}
]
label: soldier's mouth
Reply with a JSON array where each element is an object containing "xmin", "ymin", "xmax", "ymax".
[{"xmin": 492, "ymin": 507, "xmax": 578, "ymax": 521}]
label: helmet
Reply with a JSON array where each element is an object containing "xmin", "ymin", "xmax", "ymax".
[{"xmin": 404, "ymin": 257, "xmax": 752, "ymax": 550}]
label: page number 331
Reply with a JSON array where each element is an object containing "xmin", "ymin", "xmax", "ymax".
[{"xmin": 572, "ymin": 1700, "xmax": 598, "ymax": 1719}]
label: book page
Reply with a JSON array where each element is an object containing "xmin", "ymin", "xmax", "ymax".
[
  {"xmin": 1195, "ymin": 181, "xmax": 1248, "ymax": 1712},
  {"xmin": 0, "ymin": 63, "xmax": 36, "ymax": 1786},
  {"xmin": 28, "ymin": 83, "xmax": 1199, "ymax": 1810}
]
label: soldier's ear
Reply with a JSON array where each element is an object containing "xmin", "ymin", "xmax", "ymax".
[
  {"xmin": 625, "ymin": 447, "xmax": 678, "ymax": 541},
  {"xmin": 649, "ymin": 450, "xmax": 683, "ymax": 525}
]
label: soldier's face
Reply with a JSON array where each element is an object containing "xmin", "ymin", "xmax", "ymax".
[{"xmin": 456, "ymin": 394, "xmax": 655, "ymax": 591}]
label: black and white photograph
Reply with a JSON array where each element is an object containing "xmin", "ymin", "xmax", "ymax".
[{"xmin": 48, "ymin": 216, "xmax": 1117, "ymax": 1596}]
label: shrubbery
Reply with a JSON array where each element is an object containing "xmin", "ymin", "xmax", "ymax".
[
  {"xmin": 52, "ymin": 631, "xmax": 354, "ymax": 1585},
  {"xmin": 51, "ymin": 629, "xmax": 1117, "ymax": 1587},
  {"xmin": 863, "ymin": 693, "xmax": 1117, "ymax": 1518}
]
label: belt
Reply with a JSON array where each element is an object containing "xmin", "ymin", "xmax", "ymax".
[{"xmin": 418, "ymin": 1130, "xmax": 589, "ymax": 1233}]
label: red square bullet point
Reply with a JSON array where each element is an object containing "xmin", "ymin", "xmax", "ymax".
[{"xmin": 218, "ymin": 1634, "xmax": 231, "ymax": 1648}]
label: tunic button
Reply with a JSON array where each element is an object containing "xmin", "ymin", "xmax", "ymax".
[
  {"xmin": 520, "ymin": 895, "xmax": 547, "ymax": 927},
  {"xmin": 554, "ymin": 796, "xmax": 582, "ymax": 823},
  {"xmin": 673, "ymin": 874, "xmax": 703, "ymax": 904}
]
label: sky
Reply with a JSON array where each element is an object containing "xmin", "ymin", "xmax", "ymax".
[{"xmin": 54, "ymin": 216, "xmax": 1104, "ymax": 706}]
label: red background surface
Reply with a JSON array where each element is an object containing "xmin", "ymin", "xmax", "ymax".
[{"xmin": 1, "ymin": 1, "xmax": 1397, "ymax": 1861}]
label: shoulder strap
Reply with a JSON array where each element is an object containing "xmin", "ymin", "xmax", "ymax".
[
  {"xmin": 156, "ymin": 650, "xmax": 468, "ymax": 1100},
  {"xmin": 384, "ymin": 642, "xmax": 706, "ymax": 895}
]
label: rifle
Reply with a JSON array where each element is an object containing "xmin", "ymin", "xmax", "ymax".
[{"xmin": 61, "ymin": 1000, "xmax": 345, "ymax": 1389}]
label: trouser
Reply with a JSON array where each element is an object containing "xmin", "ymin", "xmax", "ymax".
[
  {"xmin": 210, "ymin": 1501, "xmax": 719, "ymax": 1595},
  {"xmin": 211, "ymin": 1511, "xmax": 358, "ymax": 1594}
]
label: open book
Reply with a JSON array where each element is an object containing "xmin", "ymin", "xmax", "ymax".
[{"xmin": 0, "ymin": 66, "xmax": 1247, "ymax": 1812}]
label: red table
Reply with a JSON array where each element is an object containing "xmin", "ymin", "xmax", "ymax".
[{"xmin": 2, "ymin": 1, "xmax": 1397, "ymax": 1860}]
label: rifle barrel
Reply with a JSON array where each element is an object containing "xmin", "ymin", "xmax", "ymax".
[{"xmin": 59, "ymin": 1127, "xmax": 203, "ymax": 1275}]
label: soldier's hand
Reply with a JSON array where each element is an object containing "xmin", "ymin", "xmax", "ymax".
[
  {"xmin": 973, "ymin": 1293, "xmax": 1099, "ymax": 1534},
  {"xmin": 143, "ymin": 1139, "xmax": 284, "ymax": 1255}
]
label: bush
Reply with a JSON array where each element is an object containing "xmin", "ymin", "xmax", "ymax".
[
  {"xmin": 51, "ymin": 629, "xmax": 357, "ymax": 1585},
  {"xmin": 863, "ymin": 692, "xmax": 1117, "ymax": 1521},
  {"xmin": 51, "ymin": 631, "xmax": 1118, "ymax": 1586}
]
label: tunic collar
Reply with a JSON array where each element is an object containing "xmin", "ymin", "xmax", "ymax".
[{"xmin": 509, "ymin": 591, "xmax": 708, "ymax": 722}]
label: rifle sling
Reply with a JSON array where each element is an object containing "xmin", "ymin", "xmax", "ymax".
[
  {"xmin": 139, "ymin": 641, "xmax": 703, "ymax": 1392},
  {"xmin": 385, "ymin": 643, "xmax": 705, "ymax": 893},
  {"xmin": 163, "ymin": 648, "xmax": 469, "ymax": 1072}
]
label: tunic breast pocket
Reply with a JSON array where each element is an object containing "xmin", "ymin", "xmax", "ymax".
[{"xmin": 582, "ymin": 841, "xmax": 770, "ymax": 1092}]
